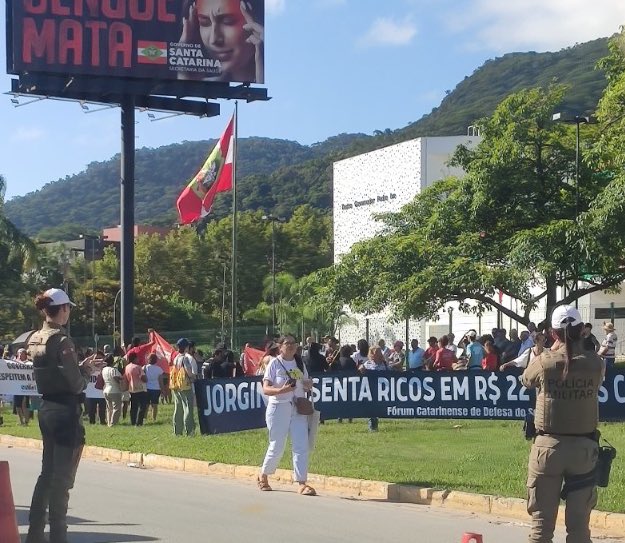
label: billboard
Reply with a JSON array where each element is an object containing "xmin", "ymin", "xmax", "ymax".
[{"xmin": 7, "ymin": 0, "xmax": 265, "ymax": 84}]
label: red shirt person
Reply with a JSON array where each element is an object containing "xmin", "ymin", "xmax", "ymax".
[
  {"xmin": 124, "ymin": 329, "xmax": 156, "ymax": 366},
  {"xmin": 432, "ymin": 335, "xmax": 456, "ymax": 371},
  {"xmin": 481, "ymin": 340, "xmax": 498, "ymax": 371},
  {"xmin": 423, "ymin": 337, "xmax": 439, "ymax": 369}
]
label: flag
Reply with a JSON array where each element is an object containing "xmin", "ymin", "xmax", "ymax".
[
  {"xmin": 149, "ymin": 331, "xmax": 176, "ymax": 374},
  {"xmin": 242, "ymin": 346, "xmax": 265, "ymax": 376},
  {"xmin": 137, "ymin": 41, "xmax": 168, "ymax": 64},
  {"xmin": 176, "ymin": 116, "xmax": 235, "ymax": 224}
]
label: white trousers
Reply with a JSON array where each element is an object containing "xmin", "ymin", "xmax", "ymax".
[{"xmin": 261, "ymin": 401, "xmax": 309, "ymax": 482}]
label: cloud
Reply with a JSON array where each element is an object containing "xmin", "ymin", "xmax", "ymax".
[
  {"xmin": 265, "ymin": 0, "xmax": 286, "ymax": 15},
  {"xmin": 359, "ymin": 16, "xmax": 417, "ymax": 47},
  {"xmin": 10, "ymin": 126, "xmax": 45, "ymax": 142},
  {"xmin": 448, "ymin": 0, "xmax": 625, "ymax": 52}
]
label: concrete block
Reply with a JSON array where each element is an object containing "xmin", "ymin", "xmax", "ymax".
[
  {"xmin": 184, "ymin": 458, "xmax": 212, "ymax": 475},
  {"xmin": 444, "ymin": 491, "xmax": 491, "ymax": 514},
  {"xmin": 325, "ymin": 476, "xmax": 362, "ymax": 496},
  {"xmin": 490, "ymin": 496, "xmax": 528, "ymax": 521},
  {"xmin": 273, "ymin": 468, "xmax": 293, "ymax": 483},
  {"xmin": 396, "ymin": 484, "xmax": 432, "ymax": 504},
  {"xmin": 206, "ymin": 462, "xmax": 236, "ymax": 477},
  {"xmin": 360, "ymin": 480, "xmax": 393, "ymax": 500},
  {"xmin": 143, "ymin": 454, "xmax": 184, "ymax": 471},
  {"xmin": 234, "ymin": 465, "xmax": 259, "ymax": 480}
]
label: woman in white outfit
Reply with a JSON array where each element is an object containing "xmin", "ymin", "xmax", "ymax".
[{"xmin": 258, "ymin": 335, "xmax": 316, "ymax": 496}]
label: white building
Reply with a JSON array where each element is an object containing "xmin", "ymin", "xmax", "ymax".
[{"xmin": 333, "ymin": 136, "xmax": 625, "ymax": 354}]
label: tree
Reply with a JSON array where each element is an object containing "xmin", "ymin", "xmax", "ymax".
[{"xmin": 321, "ymin": 83, "xmax": 625, "ymax": 329}]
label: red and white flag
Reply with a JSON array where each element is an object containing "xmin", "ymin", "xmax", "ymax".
[{"xmin": 176, "ymin": 116, "xmax": 234, "ymax": 224}]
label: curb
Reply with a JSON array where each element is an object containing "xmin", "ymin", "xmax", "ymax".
[{"xmin": 2, "ymin": 434, "xmax": 623, "ymax": 537}]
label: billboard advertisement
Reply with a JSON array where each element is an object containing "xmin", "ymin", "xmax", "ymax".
[{"xmin": 7, "ymin": 0, "xmax": 265, "ymax": 84}]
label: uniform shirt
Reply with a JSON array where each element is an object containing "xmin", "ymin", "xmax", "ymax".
[
  {"xmin": 263, "ymin": 356, "xmax": 307, "ymax": 405},
  {"xmin": 601, "ymin": 332, "xmax": 617, "ymax": 358},
  {"xmin": 27, "ymin": 321, "xmax": 88, "ymax": 396},
  {"xmin": 522, "ymin": 342, "xmax": 603, "ymax": 435}
]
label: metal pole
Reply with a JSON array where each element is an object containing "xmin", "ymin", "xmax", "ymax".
[
  {"xmin": 271, "ymin": 219, "xmax": 276, "ymax": 337},
  {"xmin": 112, "ymin": 289, "xmax": 121, "ymax": 347},
  {"xmin": 574, "ymin": 119, "xmax": 580, "ymax": 309},
  {"xmin": 91, "ymin": 239, "xmax": 96, "ymax": 346},
  {"xmin": 231, "ymin": 103, "xmax": 238, "ymax": 350},
  {"xmin": 120, "ymin": 96, "xmax": 135, "ymax": 348},
  {"xmin": 221, "ymin": 262, "xmax": 226, "ymax": 343}
]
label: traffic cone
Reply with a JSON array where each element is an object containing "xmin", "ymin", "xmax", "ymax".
[
  {"xmin": 461, "ymin": 533, "xmax": 483, "ymax": 543},
  {"xmin": 0, "ymin": 461, "xmax": 20, "ymax": 543}
]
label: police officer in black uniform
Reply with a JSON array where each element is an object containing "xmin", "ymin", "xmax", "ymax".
[
  {"xmin": 26, "ymin": 288, "xmax": 98, "ymax": 543},
  {"xmin": 522, "ymin": 305, "xmax": 604, "ymax": 543}
]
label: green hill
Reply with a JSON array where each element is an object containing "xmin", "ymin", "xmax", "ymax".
[{"xmin": 5, "ymin": 38, "xmax": 610, "ymax": 236}]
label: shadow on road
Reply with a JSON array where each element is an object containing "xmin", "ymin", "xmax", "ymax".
[{"xmin": 17, "ymin": 506, "xmax": 158, "ymax": 542}]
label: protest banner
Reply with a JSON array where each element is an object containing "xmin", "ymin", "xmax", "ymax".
[{"xmin": 195, "ymin": 369, "xmax": 625, "ymax": 435}]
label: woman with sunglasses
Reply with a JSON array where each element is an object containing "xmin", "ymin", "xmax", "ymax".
[{"xmin": 258, "ymin": 335, "xmax": 316, "ymax": 496}]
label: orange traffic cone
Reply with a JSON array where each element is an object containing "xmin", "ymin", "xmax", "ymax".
[
  {"xmin": 461, "ymin": 533, "xmax": 483, "ymax": 543},
  {"xmin": 0, "ymin": 461, "xmax": 20, "ymax": 543}
]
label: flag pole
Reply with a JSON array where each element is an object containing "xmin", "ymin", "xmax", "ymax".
[{"xmin": 230, "ymin": 102, "xmax": 238, "ymax": 350}]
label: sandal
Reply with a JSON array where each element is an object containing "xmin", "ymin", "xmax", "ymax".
[
  {"xmin": 257, "ymin": 476, "xmax": 272, "ymax": 491},
  {"xmin": 298, "ymin": 484, "xmax": 316, "ymax": 496}
]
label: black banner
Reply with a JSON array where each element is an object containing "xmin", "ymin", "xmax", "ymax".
[
  {"xmin": 8, "ymin": 0, "xmax": 265, "ymax": 84},
  {"xmin": 195, "ymin": 369, "xmax": 625, "ymax": 435}
]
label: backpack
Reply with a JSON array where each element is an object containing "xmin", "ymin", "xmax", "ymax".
[{"xmin": 170, "ymin": 354, "xmax": 191, "ymax": 391}]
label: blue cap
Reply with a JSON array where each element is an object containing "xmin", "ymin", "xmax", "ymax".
[{"xmin": 176, "ymin": 338, "xmax": 189, "ymax": 349}]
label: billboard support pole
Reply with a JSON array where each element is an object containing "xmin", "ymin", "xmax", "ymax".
[{"xmin": 120, "ymin": 96, "xmax": 135, "ymax": 347}]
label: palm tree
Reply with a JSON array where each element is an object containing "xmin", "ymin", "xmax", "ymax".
[{"xmin": 0, "ymin": 174, "xmax": 36, "ymax": 296}]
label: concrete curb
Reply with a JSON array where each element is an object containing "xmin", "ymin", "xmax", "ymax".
[{"xmin": 2, "ymin": 434, "xmax": 623, "ymax": 537}]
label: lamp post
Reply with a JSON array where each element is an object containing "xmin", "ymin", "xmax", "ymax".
[
  {"xmin": 112, "ymin": 288, "xmax": 122, "ymax": 347},
  {"xmin": 79, "ymin": 234, "xmax": 99, "ymax": 345},
  {"xmin": 261, "ymin": 214, "xmax": 286, "ymax": 337},
  {"xmin": 447, "ymin": 306, "xmax": 454, "ymax": 335},
  {"xmin": 552, "ymin": 112, "xmax": 593, "ymax": 308}
]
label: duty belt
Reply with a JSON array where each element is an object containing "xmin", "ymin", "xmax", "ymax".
[{"xmin": 537, "ymin": 430, "xmax": 598, "ymax": 441}]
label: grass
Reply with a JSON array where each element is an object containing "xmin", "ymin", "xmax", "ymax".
[{"xmin": 1, "ymin": 404, "xmax": 623, "ymax": 513}]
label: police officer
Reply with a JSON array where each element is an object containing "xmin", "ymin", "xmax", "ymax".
[
  {"xmin": 522, "ymin": 305, "xmax": 604, "ymax": 543},
  {"xmin": 26, "ymin": 288, "xmax": 98, "ymax": 543}
]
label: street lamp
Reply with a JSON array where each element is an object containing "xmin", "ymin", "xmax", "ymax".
[
  {"xmin": 447, "ymin": 306, "xmax": 454, "ymax": 335},
  {"xmin": 552, "ymin": 112, "xmax": 594, "ymax": 308},
  {"xmin": 261, "ymin": 214, "xmax": 286, "ymax": 337}
]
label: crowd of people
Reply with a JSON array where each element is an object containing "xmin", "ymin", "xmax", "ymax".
[{"xmin": 1, "ymin": 319, "xmax": 618, "ymax": 432}]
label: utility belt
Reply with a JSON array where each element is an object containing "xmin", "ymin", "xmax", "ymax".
[
  {"xmin": 536, "ymin": 430, "xmax": 598, "ymax": 441},
  {"xmin": 524, "ymin": 416, "xmax": 617, "ymax": 498}
]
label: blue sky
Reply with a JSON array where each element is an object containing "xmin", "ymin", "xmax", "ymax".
[{"xmin": 2, "ymin": 0, "xmax": 625, "ymax": 200}]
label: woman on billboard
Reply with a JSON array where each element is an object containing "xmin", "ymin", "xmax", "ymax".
[{"xmin": 179, "ymin": 0, "xmax": 264, "ymax": 83}]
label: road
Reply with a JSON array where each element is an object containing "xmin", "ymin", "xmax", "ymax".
[{"xmin": 2, "ymin": 446, "xmax": 621, "ymax": 543}]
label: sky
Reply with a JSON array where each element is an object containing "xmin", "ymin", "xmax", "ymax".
[{"xmin": 2, "ymin": 0, "xmax": 625, "ymax": 201}]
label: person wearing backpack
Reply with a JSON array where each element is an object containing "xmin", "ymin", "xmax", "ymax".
[{"xmin": 170, "ymin": 338, "xmax": 197, "ymax": 436}]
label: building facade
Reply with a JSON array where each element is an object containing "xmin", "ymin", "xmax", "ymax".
[{"xmin": 333, "ymin": 136, "xmax": 625, "ymax": 355}]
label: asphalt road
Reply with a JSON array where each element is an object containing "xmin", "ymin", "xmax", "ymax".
[{"xmin": 2, "ymin": 446, "xmax": 621, "ymax": 543}]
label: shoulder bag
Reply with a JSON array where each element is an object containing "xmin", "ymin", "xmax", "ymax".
[{"xmin": 277, "ymin": 358, "xmax": 314, "ymax": 415}]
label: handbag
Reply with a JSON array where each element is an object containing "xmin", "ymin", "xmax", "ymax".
[
  {"xmin": 94, "ymin": 372, "xmax": 105, "ymax": 390},
  {"xmin": 294, "ymin": 396, "xmax": 314, "ymax": 415},
  {"xmin": 276, "ymin": 358, "xmax": 314, "ymax": 415}
]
